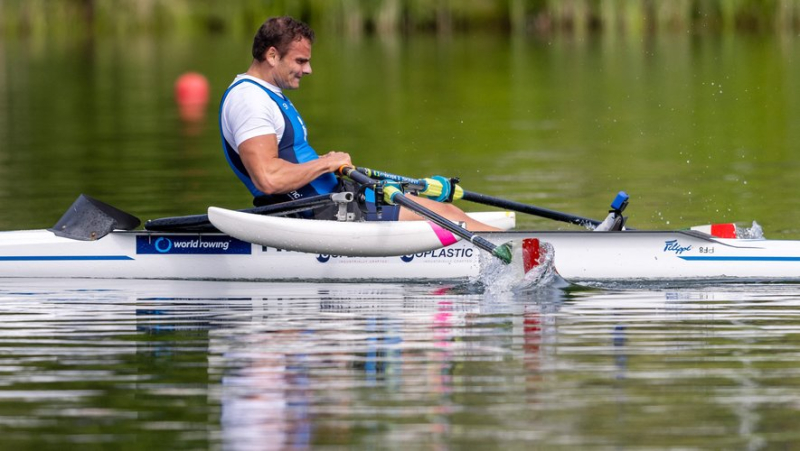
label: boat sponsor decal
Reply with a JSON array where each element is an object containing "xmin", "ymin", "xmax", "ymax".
[
  {"xmin": 400, "ymin": 248, "xmax": 474, "ymax": 262},
  {"xmin": 680, "ymin": 256, "xmax": 800, "ymax": 262},
  {"xmin": 663, "ymin": 240, "xmax": 692, "ymax": 255},
  {"xmin": 314, "ymin": 254, "xmax": 399, "ymax": 264},
  {"xmin": 313, "ymin": 247, "xmax": 474, "ymax": 263},
  {"xmin": 136, "ymin": 235, "xmax": 251, "ymax": 255}
]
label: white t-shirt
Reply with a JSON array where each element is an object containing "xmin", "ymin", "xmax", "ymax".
[{"xmin": 220, "ymin": 75, "xmax": 287, "ymax": 153}]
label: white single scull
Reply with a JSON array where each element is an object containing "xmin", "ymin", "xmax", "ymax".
[
  {"xmin": 2, "ymin": 194, "xmax": 800, "ymax": 284},
  {"xmin": 2, "ymin": 222, "xmax": 800, "ymax": 283}
]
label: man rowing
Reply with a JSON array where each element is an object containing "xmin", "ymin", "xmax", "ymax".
[{"xmin": 219, "ymin": 16, "xmax": 497, "ymax": 231}]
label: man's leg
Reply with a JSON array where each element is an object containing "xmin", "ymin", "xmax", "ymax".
[{"xmin": 398, "ymin": 196, "xmax": 500, "ymax": 232}]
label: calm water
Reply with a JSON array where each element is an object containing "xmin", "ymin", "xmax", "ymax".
[
  {"xmin": 2, "ymin": 29, "xmax": 800, "ymax": 449},
  {"xmin": 2, "ymin": 280, "xmax": 800, "ymax": 449}
]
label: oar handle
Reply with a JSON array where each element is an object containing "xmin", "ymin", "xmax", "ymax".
[
  {"xmin": 357, "ymin": 167, "xmax": 425, "ymax": 188},
  {"xmin": 357, "ymin": 167, "xmax": 463, "ymax": 202}
]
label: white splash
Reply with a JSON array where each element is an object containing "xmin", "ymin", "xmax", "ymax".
[
  {"xmin": 474, "ymin": 241, "xmax": 563, "ymax": 295},
  {"xmin": 737, "ymin": 221, "xmax": 764, "ymax": 239}
]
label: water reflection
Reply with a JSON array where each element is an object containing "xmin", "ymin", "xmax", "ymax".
[{"xmin": 2, "ymin": 279, "xmax": 800, "ymax": 448}]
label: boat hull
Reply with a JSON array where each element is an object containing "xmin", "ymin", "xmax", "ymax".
[{"xmin": 2, "ymin": 228, "xmax": 800, "ymax": 283}]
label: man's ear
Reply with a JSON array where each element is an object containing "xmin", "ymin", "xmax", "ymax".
[{"xmin": 266, "ymin": 47, "xmax": 279, "ymax": 66}]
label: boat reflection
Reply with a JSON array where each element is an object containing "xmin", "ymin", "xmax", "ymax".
[{"xmin": 0, "ymin": 278, "xmax": 791, "ymax": 449}]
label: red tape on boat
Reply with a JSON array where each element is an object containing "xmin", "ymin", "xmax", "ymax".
[{"xmin": 691, "ymin": 223, "xmax": 737, "ymax": 239}]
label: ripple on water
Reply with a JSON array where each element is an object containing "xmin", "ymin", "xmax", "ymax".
[{"xmin": 1, "ymin": 279, "xmax": 800, "ymax": 448}]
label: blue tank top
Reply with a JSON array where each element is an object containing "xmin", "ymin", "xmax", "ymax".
[{"xmin": 219, "ymin": 79, "xmax": 338, "ymax": 203}]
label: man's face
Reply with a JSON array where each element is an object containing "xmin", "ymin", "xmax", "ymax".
[{"xmin": 271, "ymin": 38, "xmax": 312, "ymax": 90}]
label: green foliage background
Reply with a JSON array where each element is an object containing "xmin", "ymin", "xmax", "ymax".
[{"xmin": 2, "ymin": 0, "xmax": 800, "ymax": 38}]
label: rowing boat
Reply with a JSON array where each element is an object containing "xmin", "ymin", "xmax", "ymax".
[
  {"xmin": 2, "ymin": 196, "xmax": 800, "ymax": 283},
  {"xmin": 3, "ymin": 226, "xmax": 800, "ymax": 283}
]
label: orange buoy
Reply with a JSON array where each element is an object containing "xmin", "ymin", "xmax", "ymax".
[
  {"xmin": 175, "ymin": 72, "xmax": 210, "ymax": 123},
  {"xmin": 175, "ymin": 72, "xmax": 210, "ymax": 106}
]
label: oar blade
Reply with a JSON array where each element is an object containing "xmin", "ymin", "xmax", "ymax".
[
  {"xmin": 522, "ymin": 238, "xmax": 541, "ymax": 274},
  {"xmin": 477, "ymin": 238, "xmax": 562, "ymax": 291},
  {"xmin": 491, "ymin": 243, "xmax": 513, "ymax": 264},
  {"xmin": 487, "ymin": 238, "xmax": 541, "ymax": 270}
]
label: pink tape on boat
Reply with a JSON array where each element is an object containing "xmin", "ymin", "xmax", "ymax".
[{"xmin": 429, "ymin": 222, "xmax": 458, "ymax": 246}]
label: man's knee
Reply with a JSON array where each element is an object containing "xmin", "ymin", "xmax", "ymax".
[{"xmin": 433, "ymin": 202, "xmax": 462, "ymax": 215}]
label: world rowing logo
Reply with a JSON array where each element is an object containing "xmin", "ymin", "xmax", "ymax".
[
  {"xmin": 136, "ymin": 236, "xmax": 251, "ymax": 255},
  {"xmin": 154, "ymin": 237, "xmax": 173, "ymax": 253}
]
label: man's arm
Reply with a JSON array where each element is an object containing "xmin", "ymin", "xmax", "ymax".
[{"xmin": 238, "ymin": 134, "xmax": 352, "ymax": 195}]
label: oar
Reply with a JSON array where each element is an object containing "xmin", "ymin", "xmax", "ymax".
[
  {"xmin": 144, "ymin": 193, "xmax": 344, "ymax": 232},
  {"xmin": 338, "ymin": 166, "xmax": 518, "ymax": 264},
  {"xmin": 461, "ymin": 191, "xmax": 602, "ymax": 228},
  {"xmin": 357, "ymin": 167, "xmax": 603, "ymax": 228}
]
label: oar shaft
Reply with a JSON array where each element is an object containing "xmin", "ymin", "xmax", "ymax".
[
  {"xmin": 358, "ymin": 166, "xmax": 602, "ymax": 227},
  {"xmin": 358, "ymin": 167, "xmax": 461, "ymax": 203},
  {"xmin": 340, "ymin": 166, "xmax": 502, "ymax": 258},
  {"xmin": 388, "ymin": 191, "xmax": 500, "ymax": 255},
  {"xmin": 357, "ymin": 167, "xmax": 425, "ymax": 189},
  {"xmin": 461, "ymin": 190, "xmax": 601, "ymax": 227},
  {"xmin": 144, "ymin": 193, "xmax": 338, "ymax": 232}
]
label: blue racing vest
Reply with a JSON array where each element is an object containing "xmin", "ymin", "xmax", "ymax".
[{"xmin": 219, "ymin": 79, "xmax": 338, "ymax": 203}]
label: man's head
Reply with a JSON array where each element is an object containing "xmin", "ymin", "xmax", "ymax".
[
  {"xmin": 252, "ymin": 16, "xmax": 315, "ymax": 61},
  {"xmin": 251, "ymin": 16, "xmax": 315, "ymax": 90}
]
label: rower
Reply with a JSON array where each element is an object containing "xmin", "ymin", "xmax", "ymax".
[{"xmin": 218, "ymin": 16, "xmax": 499, "ymax": 231}]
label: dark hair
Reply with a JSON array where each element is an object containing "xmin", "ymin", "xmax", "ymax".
[{"xmin": 252, "ymin": 16, "xmax": 315, "ymax": 62}]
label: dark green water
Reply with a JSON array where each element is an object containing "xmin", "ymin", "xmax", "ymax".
[
  {"xmin": 2, "ymin": 31, "xmax": 799, "ymax": 233},
  {"xmin": 2, "ymin": 31, "xmax": 800, "ymax": 449}
]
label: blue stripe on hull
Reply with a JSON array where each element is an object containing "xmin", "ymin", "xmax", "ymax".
[
  {"xmin": 680, "ymin": 256, "xmax": 800, "ymax": 262},
  {"xmin": 0, "ymin": 256, "xmax": 133, "ymax": 261}
]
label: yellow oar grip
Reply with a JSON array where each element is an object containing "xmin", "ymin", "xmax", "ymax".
[
  {"xmin": 420, "ymin": 178, "xmax": 444, "ymax": 198},
  {"xmin": 383, "ymin": 184, "xmax": 403, "ymax": 205},
  {"xmin": 419, "ymin": 176, "xmax": 463, "ymax": 202}
]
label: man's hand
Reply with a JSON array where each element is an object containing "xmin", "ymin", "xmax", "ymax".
[{"xmin": 320, "ymin": 151, "xmax": 352, "ymax": 172}]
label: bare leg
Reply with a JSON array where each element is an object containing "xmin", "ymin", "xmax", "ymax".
[{"xmin": 397, "ymin": 196, "xmax": 500, "ymax": 231}]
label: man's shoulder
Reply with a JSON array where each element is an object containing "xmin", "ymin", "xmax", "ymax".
[
  {"xmin": 229, "ymin": 75, "xmax": 281, "ymax": 95},
  {"xmin": 221, "ymin": 76, "xmax": 285, "ymax": 130},
  {"xmin": 226, "ymin": 76, "xmax": 285, "ymax": 109},
  {"xmin": 224, "ymin": 81, "xmax": 273, "ymax": 110}
]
